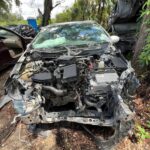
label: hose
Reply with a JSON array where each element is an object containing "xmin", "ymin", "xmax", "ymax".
[{"xmin": 42, "ymin": 86, "xmax": 67, "ymax": 96}]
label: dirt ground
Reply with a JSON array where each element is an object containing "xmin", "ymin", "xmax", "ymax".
[{"xmin": 0, "ymin": 67, "xmax": 150, "ymax": 150}]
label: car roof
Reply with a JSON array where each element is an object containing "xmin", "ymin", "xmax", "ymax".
[{"xmin": 46, "ymin": 20, "xmax": 97, "ymax": 28}]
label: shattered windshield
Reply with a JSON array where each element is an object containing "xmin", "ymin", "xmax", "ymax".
[{"xmin": 32, "ymin": 23, "xmax": 110, "ymax": 49}]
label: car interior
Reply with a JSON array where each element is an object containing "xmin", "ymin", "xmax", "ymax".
[{"xmin": 0, "ymin": 29, "xmax": 24, "ymax": 59}]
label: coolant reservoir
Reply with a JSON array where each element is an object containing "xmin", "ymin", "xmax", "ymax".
[{"xmin": 98, "ymin": 61, "xmax": 105, "ymax": 69}]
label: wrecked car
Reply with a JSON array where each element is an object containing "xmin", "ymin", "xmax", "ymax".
[
  {"xmin": 109, "ymin": 0, "xmax": 146, "ymax": 53},
  {"xmin": 4, "ymin": 21, "xmax": 139, "ymax": 149},
  {"xmin": 0, "ymin": 26, "xmax": 32, "ymax": 71}
]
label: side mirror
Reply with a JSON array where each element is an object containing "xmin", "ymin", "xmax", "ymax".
[{"xmin": 110, "ymin": 35, "xmax": 120, "ymax": 44}]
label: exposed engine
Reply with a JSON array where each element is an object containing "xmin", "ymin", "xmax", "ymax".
[
  {"xmin": 5, "ymin": 50, "xmax": 138, "ymax": 126},
  {"xmin": 2, "ymin": 21, "xmax": 140, "ymax": 149}
]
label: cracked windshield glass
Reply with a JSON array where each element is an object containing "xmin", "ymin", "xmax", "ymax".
[{"xmin": 32, "ymin": 23, "xmax": 110, "ymax": 49}]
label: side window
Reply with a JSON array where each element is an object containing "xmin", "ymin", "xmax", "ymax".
[{"xmin": 0, "ymin": 29, "xmax": 17, "ymax": 38}]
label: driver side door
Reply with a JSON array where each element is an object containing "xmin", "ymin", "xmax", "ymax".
[{"xmin": 0, "ymin": 27, "xmax": 28, "ymax": 71}]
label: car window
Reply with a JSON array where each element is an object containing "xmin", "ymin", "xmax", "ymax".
[{"xmin": 0, "ymin": 29, "xmax": 17, "ymax": 38}]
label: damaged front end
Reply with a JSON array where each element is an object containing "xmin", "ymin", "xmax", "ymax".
[
  {"xmin": 4, "ymin": 22, "xmax": 139, "ymax": 149},
  {"xmin": 5, "ymin": 50, "xmax": 138, "ymax": 126}
]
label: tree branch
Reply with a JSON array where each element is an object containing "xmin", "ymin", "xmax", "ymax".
[
  {"xmin": 38, "ymin": 8, "xmax": 43, "ymax": 17},
  {"xmin": 53, "ymin": 3, "xmax": 61, "ymax": 9},
  {"xmin": 52, "ymin": 0, "xmax": 65, "ymax": 9}
]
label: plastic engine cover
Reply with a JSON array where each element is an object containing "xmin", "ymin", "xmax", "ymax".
[
  {"xmin": 95, "ymin": 72, "xmax": 119, "ymax": 83},
  {"xmin": 32, "ymin": 72, "xmax": 52, "ymax": 83}
]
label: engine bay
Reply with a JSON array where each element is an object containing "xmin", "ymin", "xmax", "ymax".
[{"xmin": 5, "ymin": 48, "xmax": 138, "ymax": 126}]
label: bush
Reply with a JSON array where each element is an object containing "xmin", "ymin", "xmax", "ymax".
[
  {"xmin": 139, "ymin": 0, "xmax": 150, "ymax": 67},
  {"xmin": 139, "ymin": 33, "xmax": 150, "ymax": 66}
]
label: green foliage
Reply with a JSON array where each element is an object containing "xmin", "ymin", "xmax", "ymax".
[
  {"xmin": 141, "ymin": 0, "xmax": 150, "ymax": 17},
  {"xmin": 37, "ymin": 18, "xmax": 42, "ymax": 26},
  {"xmin": 147, "ymin": 121, "xmax": 150, "ymax": 128},
  {"xmin": 54, "ymin": 9, "xmax": 72, "ymax": 23},
  {"xmin": 0, "ymin": 0, "xmax": 11, "ymax": 15},
  {"xmin": 0, "ymin": 0, "xmax": 20, "ymax": 17},
  {"xmin": 0, "ymin": 0, "xmax": 22, "ymax": 26},
  {"xmin": 0, "ymin": 20, "xmax": 27, "ymax": 26},
  {"xmin": 54, "ymin": 0, "xmax": 116, "ymax": 28},
  {"xmin": 136, "ymin": 124, "xmax": 150, "ymax": 140},
  {"xmin": 0, "ymin": 13, "xmax": 26, "ymax": 26},
  {"xmin": 139, "ymin": 36, "xmax": 150, "ymax": 66},
  {"xmin": 139, "ymin": 0, "xmax": 150, "ymax": 67}
]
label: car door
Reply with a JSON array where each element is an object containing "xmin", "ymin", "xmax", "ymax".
[{"xmin": 0, "ymin": 27, "xmax": 30, "ymax": 71}]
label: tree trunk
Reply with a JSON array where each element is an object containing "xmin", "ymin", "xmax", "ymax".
[
  {"xmin": 42, "ymin": 0, "xmax": 53, "ymax": 26},
  {"xmin": 99, "ymin": 0, "xmax": 105, "ymax": 24},
  {"xmin": 132, "ymin": 14, "xmax": 149, "ymax": 69}
]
